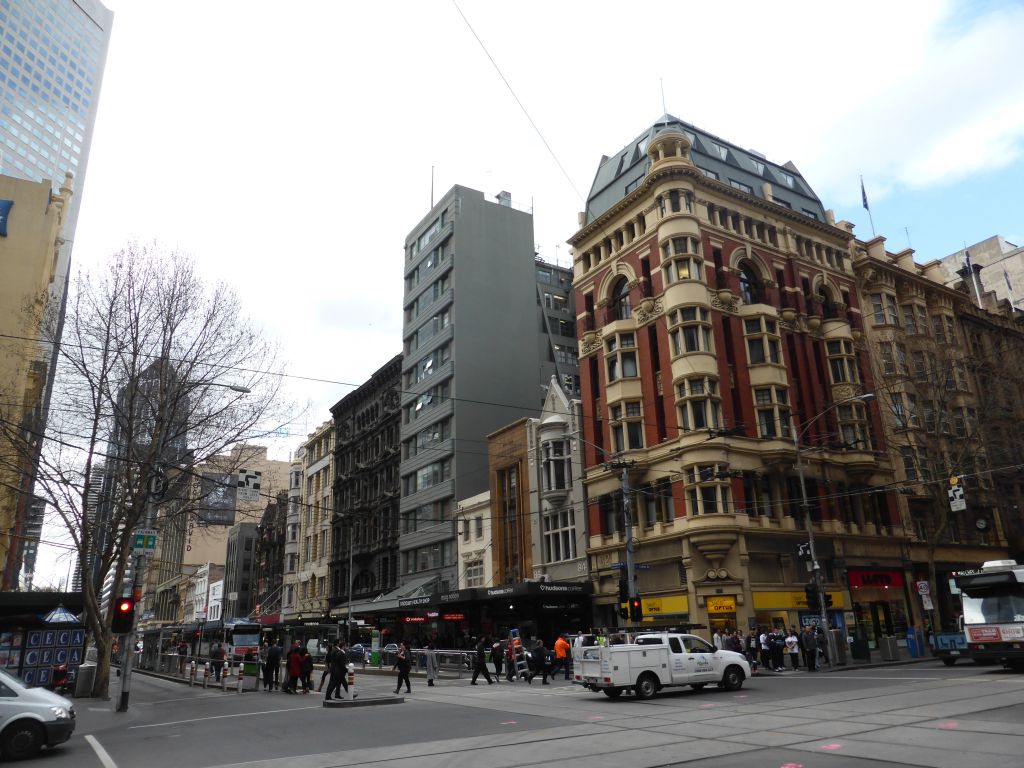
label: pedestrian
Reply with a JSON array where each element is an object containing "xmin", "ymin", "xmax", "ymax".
[
  {"xmin": 490, "ymin": 637, "xmax": 503, "ymax": 682},
  {"xmin": 393, "ymin": 640, "xmax": 412, "ymax": 694},
  {"xmin": 801, "ymin": 625, "xmax": 818, "ymax": 671},
  {"xmin": 712, "ymin": 628, "xmax": 724, "ymax": 650},
  {"xmin": 211, "ymin": 642, "xmax": 226, "ymax": 682},
  {"xmin": 471, "ymin": 637, "xmax": 494, "ymax": 685},
  {"xmin": 770, "ymin": 628, "xmax": 785, "ymax": 671},
  {"xmin": 528, "ymin": 638, "xmax": 550, "ymax": 685},
  {"xmin": 267, "ymin": 640, "xmax": 283, "ymax": 690},
  {"xmin": 816, "ymin": 625, "xmax": 828, "ymax": 665},
  {"xmin": 551, "ymin": 633, "xmax": 571, "ymax": 680},
  {"xmin": 726, "ymin": 630, "xmax": 742, "ymax": 654},
  {"xmin": 745, "ymin": 629, "xmax": 758, "ymax": 665},
  {"xmin": 785, "ymin": 628, "xmax": 800, "ymax": 670},
  {"xmin": 758, "ymin": 627, "xmax": 770, "ymax": 670},
  {"xmin": 506, "ymin": 636, "xmax": 520, "ymax": 681},
  {"xmin": 300, "ymin": 647, "xmax": 314, "ymax": 693},
  {"xmin": 425, "ymin": 640, "xmax": 439, "ymax": 687},
  {"xmin": 284, "ymin": 641, "xmax": 302, "ymax": 693},
  {"xmin": 177, "ymin": 637, "xmax": 189, "ymax": 674},
  {"xmin": 258, "ymin": 642, "xmax": 271, "ymax": 691},
  {"xmin": 324, "ymin": 641, "xmax": 352, "ymax": 701}
]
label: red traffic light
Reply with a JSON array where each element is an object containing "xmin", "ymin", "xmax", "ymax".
[
  {"xmin": 118, "ymin": 600, "xmax": 132, "ymax": 613},
  {"xmin": 111, "ymin": 597, "xmax": 136, "ymax": 634}
]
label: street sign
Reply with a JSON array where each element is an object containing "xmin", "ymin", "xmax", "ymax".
[
  {"xmin": 237, "ymin": 469, "xmax": 262, "ymax": 502},
  {"xmin": 922, "ymin": 594, "xmax": 934, "ymax": 611},
  {"xmin": 916, "ymin": 580, "xmax": 930, "ymax": 596},
  {"xmin": 797, "ymin": 542, "xmax": 812, "ymax": 561},
  {"xmin": 132, "ymin": 529, "xmax": 157, "ymax": 555},
  {"xmin": 948, "ymin": 484, "xmax": 966, "ymax": 512}
]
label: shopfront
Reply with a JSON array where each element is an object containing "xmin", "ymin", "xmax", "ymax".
[
  {"xmin": 639, "ymin": 593, "xmax": 690, "ymax": 627},
  {"xmin": 752, "ymin": 590, "xmax": 846, "ymax": 633},
  {"xmin": 705, "ymin": 596, "xmax": 736, "ymax": 634},
  {"xmin": 847, "ymin": 568, "xmax": 910, "ymax": 649}
]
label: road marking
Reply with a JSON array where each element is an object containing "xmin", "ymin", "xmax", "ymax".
[
  {"xmin": 140, "ymin": 693, "xmax": 221, "ymax": 705},
  {"xmin": 823, "ymin": 675, "xmax": 941, "ymax": 681},
  {"xmin": 85, "ymin": 734, "xmax": 118, "ymax": 768},
  {"xmin": 820, "ymin": 743, "xmax": 843, "ymax": 751},
  {"xmin": 939, "ymin": 721, "xmax": 959, "ymax": 729},
  {"xmin": 500, "ymin": 720, "xmax": 517, "ymax": 725},
  {"xmin": 129, "ymin": 705, "xmax": 320, "ymax": 729}
]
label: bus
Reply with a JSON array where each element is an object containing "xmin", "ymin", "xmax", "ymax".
[
  {"xmin": 955, "ymin": 560, "xmax": 1024, "ymax": 671},
  {"xmin": 222, "ymin": 620, "xmax": 261, "ymax": 662}
]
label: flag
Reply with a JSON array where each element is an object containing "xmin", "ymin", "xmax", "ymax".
[
  {"xmin": 1005, "ymin": 269, "xmax": 1013, "ymax": 293},
  {"xmin": 964, "ymin": 249, "xmax": 973, "ymax": 272},
  {"xmin": 860, "ymin": 177, "xmax": 869, "ymax": 211}
]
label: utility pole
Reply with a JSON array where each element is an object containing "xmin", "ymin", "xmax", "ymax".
[{"xmin": 605, "ymin": 459, "xmax": 636, "ymax": 628}]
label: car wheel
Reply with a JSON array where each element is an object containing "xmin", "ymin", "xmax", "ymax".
[
  {"xmin": 722, "ymin": 665, "xmax": 744, "ymax": 691},
  {"xmin": 634, "ymin": 673, "xmax": 658, "ymax": 700},
  {"xmin": 941, "ymin": 657, "xmax": 957, "ymax": 667},
  {"xmin": 602, "ymin": 687, "xmax": 623, "ymax": 698},
  {"xmin": 690, "ymin": 683, "xmax": 707, "ymax": 690},
  {"xmin": 1, "ymin": 720, "xmax": 43, "ymax": 761}
]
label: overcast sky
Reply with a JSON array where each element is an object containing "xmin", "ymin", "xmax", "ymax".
[{"xmin": 33, "ymin": 0, "xmax": 1024, "ymax": 587}]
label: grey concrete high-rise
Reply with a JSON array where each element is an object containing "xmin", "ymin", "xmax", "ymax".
[
  {"xmin": 399, "ymin": 186, "xmax": 569, "ymax": 592},
  {"xmin": 223, "ymin": 522, "xmax": 258, "ymax": 620}
]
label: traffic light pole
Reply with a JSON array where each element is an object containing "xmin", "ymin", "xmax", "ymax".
[
  {"xmin": 794, "ymin": 432, "xmax": 834, "ymax": 668},
  {"xmin": 605, "ymin": 459, "xmax": 637, "ymax": 627},
  {"xmin": 116, "ymin": 493, "xmax": 155, "ymax": 712}
]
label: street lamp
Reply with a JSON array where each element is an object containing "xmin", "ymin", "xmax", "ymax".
[{"xmin": 794, "ymin": 392, "xmax": 875, "ymax": 665}]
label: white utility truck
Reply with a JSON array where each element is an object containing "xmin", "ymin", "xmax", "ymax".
[{"xmin": 574, "ymin": 632, "xmax": 751, "ymax": 699}]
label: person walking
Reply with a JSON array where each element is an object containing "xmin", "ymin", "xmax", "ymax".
[
  {"xmin": 210, "ymin": 642, "xmax": 226, "ymax": 682},
  {"xmin": 529, "ymin": 639, "xmax": 550, "ymax": 685},
  {"xmin": 712, "ymin": 628, "xmax": 724, "ymax": 650},
  {"xmin": 770, "ymin": 628, "xmax": 785, "ymax": 672},
  {"xmin": 471, "ymin": 637, "xmax": 494, "ymax": 685},
  {"xmin": 490, "ymin": 638, "xmax": 503, "ymax": 682},
  {"xmin": 267, "ymin": 640, "xmax": 283, "ymax": 690},
  {"xmin": 801, "ymin": 625, "xmax": 818, "ymax": 671},
  {"xmin": 284, "ymin": 641, "xmax": 303, "ymax": 693},
  {"xmin": 785, "ymin": 628, "xmax": 800, "ymax": 670},
  {"xmin": 551, "ymin": 634, "xmax": 572, "ymax": 680},
  {"xmin": 393, "ymin": 641, "xmax": 412, "ymax": 694},
  {"xmin": 177, "ymin": 638, "xmax": 189, "ymax": 674},
  {"xmin": 324, "ymin": 641, "xmax": 352, "ymax": 701},
  {"xmin": 425, "ymin": 640, "xmax": 439, "ymax": 687},
  {"xmin": 259, "ymin": 642, "xmax": 271, "ymax": 691},
  {"xmin": 300, "ymin": 648, "xmax": 314, "ymax": 693}
]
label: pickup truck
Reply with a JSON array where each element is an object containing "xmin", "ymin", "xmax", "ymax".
[{"xmin": 573, "ymin": 633, "xmax": 751, "ymax": 699}]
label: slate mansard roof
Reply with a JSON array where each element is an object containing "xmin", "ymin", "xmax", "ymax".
[{"xmin": 585, "ymin": 114, "xmax": 827, "ymax": 224}]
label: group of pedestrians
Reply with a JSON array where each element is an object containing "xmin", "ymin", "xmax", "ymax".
[
  {"xmin": 256, "ymin": 639, "xmax": 357, "ymax": 698},
  {"xmin": 711, "ymin": 624, "xmax": 827, "ymax": 672}
]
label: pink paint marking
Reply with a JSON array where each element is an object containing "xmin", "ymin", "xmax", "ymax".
[
  {"xmin": 820, "ymin": 743, "xmax": 843, "ymax": 751},
  {"xmin": 586, "ymin": 715, "xmax": 605, "ymax": 721},
  {"xmin": 699, "ymin": 703, "xmax": 716, "ymax": 709},
  {"xmin": 939, "ymin": 722, "xmax": 959, "ymax": 729},
  {"xmin": 780, "ymin": 763, "xmax": 805, "ymax": 768},
  {"xmin": 734, "ymin": 694, "xmax": 748, "ymax": 699},
  {"xmin": 500, "ymin": 720, "xmax": 517, "ymax": 725}
]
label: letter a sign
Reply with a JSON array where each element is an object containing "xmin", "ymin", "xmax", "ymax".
[{"xmin": 948, "ymin": 480, "xmax": 966, "ymax": 512}]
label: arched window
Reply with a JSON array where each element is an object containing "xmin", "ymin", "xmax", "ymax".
[
  {"xmin": 611, "ymin": 277, "xmax": 632, "ymax": 321},
  {"xmin": 738, "ymin": 262, "xmax": 762, "ymax": 304}
]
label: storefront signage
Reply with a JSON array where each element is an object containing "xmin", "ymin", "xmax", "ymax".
[
  {"xmin": 426, "ymin": 611, "xmax": 439, "ymax": 618},
  {"xmin": 848, "ymin": 570, "xmax": 904, "ymax": 589},
  {"xmin": 641, "ymin": 594, "xmax": 689, "ymax": 616},
  {"xmin": 538, "ymin": 583, "xmax": 588, "ymax": 593},
  {"xmin": 752, "ymin": 591, "xmax": 846, "ymax": 610},
  {"xmin": 441, "ymin": 613, "xmax": 465, "ymax": 621},
  {"xmin": 486, "ymin": 587, "xmax": 514, "ymax": 597},
  {"xmin": 438, "ymin": 591, "xmax": 467, "ymax": 603},
  {"xmin": 403, "ymin": 616, "xmax": 427, "ymax": 624},
  {"xmin": 706, "ymin": 596, "xmax": 736, "ymax": 614},
  {"xmin": 397, "ymin": 596, "xmax": 433, "ymax": 608}
]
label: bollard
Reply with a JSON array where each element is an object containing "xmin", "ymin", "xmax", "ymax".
[
  {"xmin": 189, "ymin": 660, "xmax": 197, "ymax": 687},
  {"xmin": 203, "ymin": 662, "xmax": 211, "ymax": 689},
  {"xmin": 236, "ymin": 663, "xmax": 244, "ymax": 693},
  {"xmin": 347, "ymin": 663, "xmax": 355, "ymax": 701},
  {"xmin": 221, "ymin": 667, "xmax": 228, "ymax": 691}
]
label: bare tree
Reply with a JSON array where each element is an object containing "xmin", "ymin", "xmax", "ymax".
[{"xmin": 0, "ymin": 242, "xmax": 294, "ymax": 697}]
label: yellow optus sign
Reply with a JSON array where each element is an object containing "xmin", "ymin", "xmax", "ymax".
[
  {"xmin": 751, "ymin": 591, "xmax": 846, "ymax": 610},
  {"xmin": 706, "ymin": 596, "xmax": 737, "ymax": 614},
  {"xmin": 642, "ymin": 594, "xmax": 689, "ymax": 615}
]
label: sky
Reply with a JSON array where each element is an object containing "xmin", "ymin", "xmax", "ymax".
[{"xmin": 32, "ymin": 0, "xmax": 1024, "ymax": 587}]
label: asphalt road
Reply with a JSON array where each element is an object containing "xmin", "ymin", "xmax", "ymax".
[{"xmin": 34, "ymin": 661, "xmax": 1024, "ymax": 768}]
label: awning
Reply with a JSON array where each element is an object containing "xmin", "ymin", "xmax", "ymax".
[{"xmin": 331, "ymin": 574, "xmax": 439, "ymax": 617}]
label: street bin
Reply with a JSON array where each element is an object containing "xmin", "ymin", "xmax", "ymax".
[
  {"xmin": 906, "ymin": 628, "xmax": 922, "ymax": 658},
  {"xmin": 829, "ymin": 629, "xmax": 847, "ymax": 665},
  {"xmin": 849, "ymin": 628, "xmax": 871, "ymax": 662},
  {"xmin": 74, "ymin": 663, "xmax": 96, "ymax": 698},
  {"xmin": 370, "ymin": 651, "xmax": 380, "ymax": 667},
  {"xmin": 880, "ymin": 636, "xmax": 899, "ymax": 661}
]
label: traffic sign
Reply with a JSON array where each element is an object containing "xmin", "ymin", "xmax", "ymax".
[
  {"xmin": 132, "ymin": 529, "xmax": 157, "ymax": 555},
  {"xmin": 916, "ymin": 580, "xmax": 930, "ymax": 596},
  {"xmin": 797, "ymin": 542, "xmax": 812, "ymax": 561},
  {"xmin": 948, "ymin": 484, "xmax": 966, "ymax": 512}
]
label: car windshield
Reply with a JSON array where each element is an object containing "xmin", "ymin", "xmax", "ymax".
[{"xmin": 0, "ymin": 668, "xmax": 23, "ymax": 691}]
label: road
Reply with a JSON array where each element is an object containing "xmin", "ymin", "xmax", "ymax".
[{"xmin": 39, "ymin": 661, "xmax": 1024, "ymax": 768}]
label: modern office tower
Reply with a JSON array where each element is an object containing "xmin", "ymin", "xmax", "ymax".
[
  {"xmin": 223, "ymin": 522, "xmax": 258, "ymax": 620},
  {"xmin": 399, "ymin": 186, "xmax": 553, "ymax": 592},
  {"xmin": 0, "ymin": 0, "xmax": 113, "ymax": 587},
  {"xmin": 536, "ymin": 257, "xmax": 580, "ymax": 398}
]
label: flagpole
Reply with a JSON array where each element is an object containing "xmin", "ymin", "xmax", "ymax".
[{"xmin": 860, "ymin": 176, "xmax": 876, "ymax": 237}]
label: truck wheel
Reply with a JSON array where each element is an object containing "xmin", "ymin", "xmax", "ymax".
[
  {"xmin": 1, "ymin": 720, "xmax": 43, "ymax": 761},
  {"xmin": 602, "ymin": 687, "xmax": 623, "ymax": 698},
  {"xmin": 722, "ymin": 666, "xmax": 744, "ymax": 691},
  {"xmin": 634, "ymin": 673, "xmax": 658, "ymax": 700},
  {"xmin": 689, "ymin": 683, "xmax": 707, "ymax": 691},
  {"xmin": 941, "ymin": 657, "xmax": 957, "ymax": 667}
]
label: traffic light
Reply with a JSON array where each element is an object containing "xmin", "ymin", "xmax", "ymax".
[
  {"xmin": 825, "ymin": 593, "xmax": 834, "ymax": 608},
  {"xmin": 629, "ymin": 597, "xmax": 643, "ymax": 622},
  {"xmin": 804, "ymin": 584, "xmax": 820, "ymax": 613},
  {"xmin": 111, "ymin": 597, "xmax": 135, "ymax": 634},
  {"xmin": 618, "ymin": 577, "xmax": 629, "ymax": 620}
]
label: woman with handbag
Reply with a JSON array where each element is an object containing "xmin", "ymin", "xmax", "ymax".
[{"xmin": 393, "ymin": 640, "xmax": 412, "ymax": 694}]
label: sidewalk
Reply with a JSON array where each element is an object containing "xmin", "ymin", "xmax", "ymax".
[{"xmin": 757, "ymin": 646, "xmax": 937, "ymax": 676}]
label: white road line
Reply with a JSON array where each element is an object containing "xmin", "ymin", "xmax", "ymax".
[
  {"xmin": 129, "ymin": 705, "xmax": 321, "ymax": 729},
  {"xmin": 140, "ymin": 693, "xmax": 221, "ymax": 705},
  {"xmin": 85, "ymin": 734, "xmax": 118, "ymax": 768},
  {"xmin": 820, "ymin": 676, "xmax": 942, "ymax": 681}
]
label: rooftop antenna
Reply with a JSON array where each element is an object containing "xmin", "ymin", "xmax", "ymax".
[{"xmin": 659, "ymin": 77, "xmax": 666, "ymax": 114}]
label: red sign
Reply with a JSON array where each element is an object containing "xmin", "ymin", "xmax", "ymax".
[
  {"xmin": 848, "ymin": 570, "xmax": 904, "ymax": 589},
  {"xmin": 441, "ymin": 613, "xmax": 466, "ymax": 621},
  {"xmin": 403, "ymin": 616, "xmax": 427, "ymax": 623},
  {"xmin": 968, "ymin": 626, "xmax": 1000, "ymax": 642}
]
